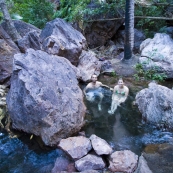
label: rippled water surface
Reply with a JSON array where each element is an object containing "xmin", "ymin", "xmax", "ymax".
[{"xmin": 0, "ymin": 131, "xmax": 69, "ymax": 173}]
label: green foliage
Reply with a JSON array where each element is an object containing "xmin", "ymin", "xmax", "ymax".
[
  {"xmin": 134, "ymin": 48, "xmax": 167, "ymax": 82},
  {"xmin": 134, "ymin": 63, "xmax": 167, "ymax": 82},
  {"xmin": 53, "ymin": 0, "xmax": 125, "ymax": 22},
  {"xmin": 53, "ymin": 0, "xmax": 90, "ymax": 22},
  {"xmin": 9, "ymin": 0, "xmax": 54, "ymax": 28},
  {"xmin": 111, "ymin": 71, "xmax": 117, "ymax": 77},
  {"xmin": 135, "ymin": 0, "xmax": 168, "ymax": 37}
]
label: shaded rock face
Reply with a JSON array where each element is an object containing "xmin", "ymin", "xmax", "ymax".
[
  {"xmin": 58, "ymin": 136, "xmax": 92, "ymax": 160},
  {"xmin": 0, "ymin": 38, "xmax": 19, "ymax": 85},
  {"xmin": 84, "ymin": 19, "xmax": 124, "ymax": 48},
  {"xmin": 40, "ymin": 18, "xmax": 87, "ymax": 66},
  {"xmin": 6, "ymin": 49, "xmax": 86, "ymax": 146},
  {"xmin": 135, "ymin": 82, "xmax": 173, "ymax": 129},
  {"xmin": 17, "ymin": 30, "xmax": 42, "ymax": 53},
  {"xmin": 113, "ymin": 28, "xmax": 145, "ymax": 53},
  {"xmin": 77, "ymin": 50, "xmax": 101, "ymax": 82},
  {"xmin": 108, "ymin": 150, "xmax": 138, "ymax": 173},
  {"xmin": 75, "ymin": 154, "xmax": 105, "ymax": 172},
  {"xmin": 134, "ymin": 155, "xmax": 152, "ymax": 173},
  {"xmin": 89, "ymin": 134, "xmax": 113, "ymax": 155},
  {"xmin": 139, "ymin": 33, "xmax": 173, "ymax": 78},
  {"xmin": 143, "ymin": 143, "xmax": 173, "ymax": 173}
]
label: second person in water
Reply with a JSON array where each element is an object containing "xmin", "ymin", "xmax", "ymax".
[{"xmin": 108, "ymin": 78, "xmax": 129, "ymax": 114}]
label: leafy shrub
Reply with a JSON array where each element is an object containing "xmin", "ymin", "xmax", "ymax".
[
  {"xmin": 9, "ymin": 0, "xmax": 54, "ymax": 28},
  {"xmin": 134, "ymin": 63, "xmax": 167, "ymax": 82},
  {"xmin": 135, "ymin": 0, "xmax": 168, "ymax": 37}
]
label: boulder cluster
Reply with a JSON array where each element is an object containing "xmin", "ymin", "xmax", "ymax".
[{"xmin": 51, "ymin": 134, "xmax": 152, "ymax": 173}]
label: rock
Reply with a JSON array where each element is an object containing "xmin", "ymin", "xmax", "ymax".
[
  {"xmin": 134, "ymin": 155, "xmax": 152, "ymax": 173},
  {"xmin": 100, "ymin": 60, "xmax": 114, "ymax": 75},
  {"xmin": 75, "ymin": 154, "xmax": 105, "ymax": 172},
  {"xmin": 84, "ymin": 20, "xmax": 124, "ymax": 48},
  {"xmin": 77, "ymin": 50, "xmax": 101, "ymax": 82},
  {"xmin": 51, "ymin": 157, "xmax": 70, "ymax": 173},
  {"xmin": 40, "ymin": 18, "xmax": 87, "ymax": 66},
  {"xmin": 6, "ymin": 49, "xmax": 86, "ymax": 146},
  {"xmin": 58, "ymin": 136, "xmax": 92, "ymax": 160},
  {"xmin": 135, "ymin": 82, "xmax": 173, "ymax": 129},
  {"xmin": 0, "ymin": 35, "xmax": 20, "ymax": 85},
  {"xmin": 143, "ymin": 143, "xmax": 173, "ymax": 173},
  {"xmin": 160, "ymin": 26, "xmax": 173, "ymax": 38},
  {"xmin": 139, "ymin": 33, "xmax": 173, "ymax": 78},
  {"xmin": 89, "ymin": 134, "xmax": 113, "ymax": 155},
  {"xmin": 113, "ymin": 28, "xmax": 145, "ymax": 53},
  {"xmin": 17, "ymin": 30, "xmax": 42, "ymax": 53},
  {"xmin": 108, "ymin": 150, "xmax": 138, "ymax": 173},
  {"xmin": 1, "ymin": 20, "xmax": 41, "ymax": 38}
]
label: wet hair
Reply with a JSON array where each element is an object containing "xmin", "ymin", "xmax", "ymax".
[
  {"xmin": 118, "ymin": 78, "xmax": 123, "ymax": 81},
  {"xmin": 91, "ymin": 74, "xmax": 97, "ymax": 78}
]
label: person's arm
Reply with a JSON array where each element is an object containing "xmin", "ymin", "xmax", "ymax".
[
  {"xmin": 83, "ymin": 86, "xmax": 87, "ymax": 96},
  {"xmin": 100, "ymin": 82, "xmax": 113, "ymax": 90}
]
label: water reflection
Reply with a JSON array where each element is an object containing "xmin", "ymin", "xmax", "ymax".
[{"xmin": 0, "ymin": 131, "xmax": 69, "ymax": 173}]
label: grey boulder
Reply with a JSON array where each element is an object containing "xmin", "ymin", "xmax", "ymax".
[
  {"xmin": 75, "ymin": 154, "xmax": 105, "ymax": 172},
  {"xmin": 135, "ymin": 82, "xmax": 173, "ymax": 129},
  {"xmin": 58, "ymin": 136, "xmax": 92, "ymax": 160},
  {"xmin": 89, "ymin": 134, "xmax": 113, "ymax": 155},
  {"xmin": 6, "ymin": 49, "xmax": 86, "ymax": 146},
  {"xmin": 40, "ymin": 18, "xmax": 87, "ymax": 66}
]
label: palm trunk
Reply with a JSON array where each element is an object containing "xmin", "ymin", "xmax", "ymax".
[
  {"xmin": 0, "ymin": 0, "xmax": 21, "ymax": 42},
  {"xmin": 124, "ymin": 0, "xmax": 134, "ymax": 60}
]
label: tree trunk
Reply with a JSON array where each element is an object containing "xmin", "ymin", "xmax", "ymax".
[
  {"xmin": 0, "ymin": 0, "xmax": 21, "ymax": 42},
  {"xmin": 124, "ymin": 0, "xmax": 134, "ymax": 60}
]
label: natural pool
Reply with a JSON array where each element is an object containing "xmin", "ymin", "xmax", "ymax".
[{"xmin": 0, "ymin": 76, "xmax": 173, "ymax": 173}]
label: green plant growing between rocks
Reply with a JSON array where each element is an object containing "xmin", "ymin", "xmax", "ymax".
[{"xmin": 133, "ymin": 63, "xmax": 167, "ymax": 82}]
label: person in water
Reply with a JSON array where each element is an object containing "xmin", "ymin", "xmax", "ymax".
[
  {"xmin": 83, "ymin": 74, "xmax": 112, "ymax": 111},
  {"xmin": 108, "ymin": 78, "xmax": 129, "ymax": 114}
]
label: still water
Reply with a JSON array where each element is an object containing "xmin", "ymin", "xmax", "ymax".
[{"xmin": 0, "ymin": 76, "xmax": 173, "ymax": 173}]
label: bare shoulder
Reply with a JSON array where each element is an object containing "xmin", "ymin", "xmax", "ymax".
[
  {"xmin": 114, "ymin": 85, "xmax": 118, "ymax": 89},
  {"xmin": 85, "ymin": 82, "xmax": 92, "ymax": 89},
  {"xmin": 96, "ymin": 81, "xmax": 102, "ymax": 86},
  {"xmin": 124, "ymin": 86, "xmax": 129, "ymax": 92}
]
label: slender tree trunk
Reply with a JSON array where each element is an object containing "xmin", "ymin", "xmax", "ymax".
[
  {"xmin": 0, "ymin": 0, "xmax": 21, "ymax": 42},
  {"xmin": 124, "ymin": 0, "xmax": 134, "ymax": 60}
]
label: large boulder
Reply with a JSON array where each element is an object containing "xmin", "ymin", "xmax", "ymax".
[
  {"xmin": 1, "ymin": 20, "xmax": 41, "ymax": 38},
  {"xmin": 135, "ymin": 82, "xmax": 173, "ymax": 129},
  {"xmin": 89, "ymin": 134, "xmax": 113, "ymax": 155},
  {"xmin": 6, "ymin": 49, "xmax": 86, "ymax": 146},
  {"xmin": 58, "ymin": 136, "xmax": 92, "ymax": 160},
  {"xmin": 77, "ymin": 50, "xmax": 101, "ymax": 82},
  {"xmin": 108, "ymin": 150, "xmax": 138, "ymax": 173},
  {"xmin": 0, "ymin": 26, "xmax": 20, "ymax": 85},
  {"xmin": 139, "ymin": 33, "xmax": 173, "ymax": 78},
  {"xmin": 75, "ymin": 154, "xmax": 105, "ymax": 172},
  {"xmin": 40, "ymin": 18, "xmax": 87, "ymax": 66}
]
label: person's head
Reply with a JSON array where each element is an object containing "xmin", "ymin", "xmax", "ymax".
[
  {"xmin": 118, "ymin": 78, "xmax": 124, "ymax": 88},
  {"xmin": 91, "ymin": 74, "xmax": 97, "ymax": 83}
]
